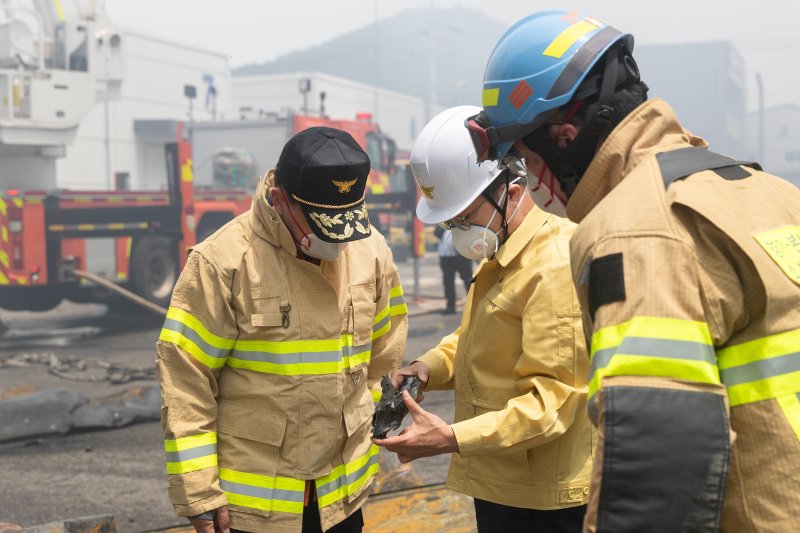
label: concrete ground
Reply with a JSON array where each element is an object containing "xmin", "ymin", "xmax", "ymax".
[{"xmin": 0, "ymin": 254, "xmax": 476, "ymax": 531}]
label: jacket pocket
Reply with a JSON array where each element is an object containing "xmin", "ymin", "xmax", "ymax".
[
  {"xmin": 216, "ymin": 402, "xmax": 289, "ymax": 518},
  {"xmin": 249, "ymin": 286, "xmax": 291, "ymax": 329},
  {"xmin": 343, "ymin": 369, "xmax": 374, "ymax": 437},
  {"xmin": 350, "ymin": 283, "xmax": 377, "ymax": 348}
]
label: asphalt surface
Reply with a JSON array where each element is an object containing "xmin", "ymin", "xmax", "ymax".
[{"xmin": 0, "ymin": 256, "xmax": 467, "ymax": 531}]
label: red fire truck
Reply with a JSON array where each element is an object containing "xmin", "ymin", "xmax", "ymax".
[{"xmin": 0, "ymin": 114, "xmax": 412, "ymax": 313}]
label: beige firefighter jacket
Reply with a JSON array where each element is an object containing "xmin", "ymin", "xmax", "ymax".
[
  {"xmin": 568, "ymin": 98, "xmax": 800, "ymax": 531},
  {"xmin": 156, "ymin": 175, "xmax": 408, "ymax": 533},
  {"xmin": 417, "ymin": 207, "xmax": 594, "ymax": 509}
]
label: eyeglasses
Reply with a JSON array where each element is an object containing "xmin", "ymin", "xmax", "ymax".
[
  {"xmin": 439, "ymin": 174, "xmax": 524, "ymax": 231},
  {"xmin": 439, "ymin": 201, "xmax": 485, "ymax": 231}
]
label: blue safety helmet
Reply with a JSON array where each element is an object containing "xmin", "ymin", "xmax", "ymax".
[{"xmin": 467, "ymin": 11, "xmax": 633, "ymax": 162}]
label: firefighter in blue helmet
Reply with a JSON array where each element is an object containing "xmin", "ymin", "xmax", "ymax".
[{"xmin": 467, "ymin": 10, "xmax": 800, "ymax": 532}]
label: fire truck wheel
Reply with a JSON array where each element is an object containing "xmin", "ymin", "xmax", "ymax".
[{"xmin": 130, "ymin": 237, "xmax": 178, "ymax": 308}]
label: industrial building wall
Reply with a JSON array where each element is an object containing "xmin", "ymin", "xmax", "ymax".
[
  {"xmin": 55, "ymin": 30, "xmax": 232, "ymax": 191},
  {"xmin": 636, "ymin": 42, "xmax": 746, "ymax": 159},
  {"xmin": 231, "ymin": 72, "xmax": 438, "ymax": 151},
  {"xmin": 745, "ymin": 105, "xmax": 800, "ymax": 188}
]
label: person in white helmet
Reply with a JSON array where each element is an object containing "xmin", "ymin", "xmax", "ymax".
[{"xmin": 372, "ymin": 106, "xmax": 594, "ymax": 531}]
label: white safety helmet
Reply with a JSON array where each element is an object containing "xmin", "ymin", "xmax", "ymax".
[{"xmin": 411, "ymin": 105, "xmax": 504, "ymax": 224}]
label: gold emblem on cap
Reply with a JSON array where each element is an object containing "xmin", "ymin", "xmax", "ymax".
[
  {"xmin": 420, "ymin": 184, "xmax": 435, "ymax": 199},
  {"xmin": 332, "ymin": 179, "xmax": 358, "ymax": 193}
]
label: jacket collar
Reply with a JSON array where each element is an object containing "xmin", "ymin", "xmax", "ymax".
[
  {"xmin": 566, "ymin": 99, "xmax": 708, "ymax": 223},
  {"xmin": 250, "ymin": 174, "xmax": 300, "ymax": 254},
  {"xmin": 494, "ymin": 203, "xmax": 550, "ymax": 267}
]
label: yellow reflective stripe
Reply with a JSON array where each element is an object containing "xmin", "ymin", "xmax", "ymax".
[
  {"xmin": 166, "ymin": 455, "xmax": 217, "ymax": 475},
  {"xmin": 482, "ymin": 88, "xmax": 500, "ymax": 107},
  {"xmin": 373, "ymin": 306, "xmax": 390, "ymax": 325},
  {"xmin": 389, "ymin": 285, "xmax": 408, "ymax": 316},
  {"xmin": 0, "ymin": 250, "xmax": 7, "ymax": 268},
  {"xmin": 589, "ymin": 316, "xmax": 719, "ymax": 399},
  {"xmin": 1, "ymin": 226, "xmax": 7, "ymax": 243},
  {"xmin": 717, "ymin": 329, "xmax": 800, "ymax": 369},
  {"xmin": 234, "ymin": 337, "xmax": 340, "ymax": 353},
  {"xmin": 589, "ymin": 355, "xmax": 720, "ymax": 399},
  {"xmin": 726, "ymin": 371, "xmax": 800, "ymax": 407},
  {"xmin": 219, "ymin": 468, "xmax": 305, "ymax": 491},
  {"xmin": 372, "ymin": 322, "xmax": 391, "ymax": 341},
  {"xmin": 0, "ymin": 270, "xmax": 8, "ymax": 284},
  {"xmin": 160, "ymin": 307, "xmax": 235, "ymax": 369},
  {"xmin": 164, "ymin": 307, "xmax": 236, "ymax": 351},
  {"xmin": 371, "ymin": 389, "xmax": 382, "ymax": 403},
  {"xmin": 316, "ymin": 445, "xmax": 380, "ymax": 508},
  {"xmin": 777, "ymin": 393, "xmax": 800, "ymax": 441},
  {"xmin": 164, "ymin": 432, "xmax": 216, "ymax": 452},
  {"xmin": 164, "ymin": 433, "xmax": 218, "ymax": 474},
  {"xmin": 219, "ymin": 467, "xmax": 305, "ymax": 515},
  {"xmin": 227, "ymin": 358, "xmax": 341, "ymax": 376},
  {"xmin": 592, "ymin": 316, "xmax": 713, "ymax": 354},
  {"xmin": 225, "ymin": 493, "xmax": 303, "ymax": 515},
  {"xmin": 542, "ymin": 19, "xmax": 600, "ymax": 58},
  {"xmin": 0, "ymin": 198, "xmax": 6, "ymax": 217},
  {"xmin": 159, "ymin": 329, "xmax": 228, "ymax": 369}
]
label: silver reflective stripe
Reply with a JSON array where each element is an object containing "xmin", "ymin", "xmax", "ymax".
[
  {"xmin": 162, "ymin": 317, "xmax": 230, "ymax": 359},
  {"xmin": 229, "ymin": 348, "xmax": 341, "ymax": 365},
  {"xmin": 720, "ymin": 351, "xmax": 800, "ymax": 386},
  {"xmin": 372, "ymin": 314, "xmax": 390, "ymax": 332},
  {"xmin": 343, "ymin": 343, "xmax": 371, "ymax": 357},
  {"xmin": 315, "ymin": 452, "xmax": 380, "ymax": 499},
  {"xmin": 219, "ymin": 479, "xmax": 305, "ymax": 504},
  {"xmin": 389, "ymin": 295, "xmax": 406, "ymax": 308},
  {"xmin": 590, "ymin": 337, "xmax": 716, "ymax": 380},
  {"xmin": 164, "ymin": 443, "xmax": 217, "ymax": 463}
]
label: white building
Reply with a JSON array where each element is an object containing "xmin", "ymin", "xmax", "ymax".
[
  {"xmin": 58, "ymin": 29, "xmax": 232, "ymax": 191},
  {"xmin": 232, "ymin": 71, "xmax": 437, "ymax": 151},
  {"xmin": 745, "ymin": 104, "xmax": 800, "ymax": 188}
]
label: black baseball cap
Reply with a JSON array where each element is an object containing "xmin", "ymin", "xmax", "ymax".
[{"xmin": 275, "ymin": 127, "xmax": 372, "ymax": 243}]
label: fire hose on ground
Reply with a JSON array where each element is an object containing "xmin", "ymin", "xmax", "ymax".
[{"xmin": 72, "ymin": 269, "xmax": 168, "ymax": 317}]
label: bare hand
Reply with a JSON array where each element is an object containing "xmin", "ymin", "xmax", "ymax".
[
  {"xmin": 190, "ymin": 506, "xmax": 230, "ymax": 533},
  {"xmin": 372, "ymin": 391, "xmax": 458, "ymax": 463},
  {"xmin": 390, "ymin": 361, "xmax": 430, "ymax": 402}
]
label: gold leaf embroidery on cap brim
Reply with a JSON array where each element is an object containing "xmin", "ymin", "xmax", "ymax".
[{"xmin": 310, "ymin": 210, "xmax": 369, "ymax": 240}]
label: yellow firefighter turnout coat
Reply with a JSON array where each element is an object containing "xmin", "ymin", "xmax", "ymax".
[
  {"xmin": 416, "ymin": 207, "xmax": 595, "ymax": 510},
  {"xmin": 156, "ymin": 176, "xmax": 408, "ymax": 533},
  {"xmin": 567, "ymin": 99, "xmax": 800, "ymax": 531}
]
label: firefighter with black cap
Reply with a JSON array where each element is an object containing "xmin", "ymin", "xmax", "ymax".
[
  {"xmin": 156, "ymin": 126, "xmax": 408, "ymax": 533},
  {"xmin": 466, "ymin": 10, "xmax": 800, "ymax": 531}
]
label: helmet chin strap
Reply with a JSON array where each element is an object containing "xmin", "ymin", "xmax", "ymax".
[
  {"xmin": 521, "ymin": 44, "xmax": 622, "ymax": 198},
  {"xmin": 481, "ymin": 172, "xmax": 516, "ymax": 243}
]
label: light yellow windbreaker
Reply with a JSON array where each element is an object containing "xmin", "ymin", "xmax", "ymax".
[{"xmin": 417, "ymin": 207, "xmax": 595, "ymax": 509}]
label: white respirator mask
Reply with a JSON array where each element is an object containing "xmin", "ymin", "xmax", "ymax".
[
  {"xmin": 449, "ymin": 179, "xmax": 521, "ymax": 261},
  {"xmin": 505, "ymin": 156, "xmax": 568, "ymax": 218}
]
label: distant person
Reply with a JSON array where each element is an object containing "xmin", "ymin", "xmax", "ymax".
[
  {"xmin": 466, "ymin": 10, "xmax": 800, "ymax": 530},
  {"xmin": 374, "ymin": 106, "xmax": 593, "ymax": 532},
  {"xmin": 157, "ymin": 127, "xmax": 407, "ymax": 533},
  {"xmin": 434, "ymin": 225, "xmax": 473, "ymax": 314}
]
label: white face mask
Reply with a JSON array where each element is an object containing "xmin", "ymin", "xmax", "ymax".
[
  {"xmin": 506, "ymin": 156, "xmax": 568, "ymax": 217},
  {"xmin": 450, "ymin": 182, "xmax": 521, "ymax": 261},
  {"xmin": 275, "ymin": 188, "xmax": 347, "ymax": 261},
  {"xmin": 298, "ymin": 233, "xmax": 346, "ymax": 261}
]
